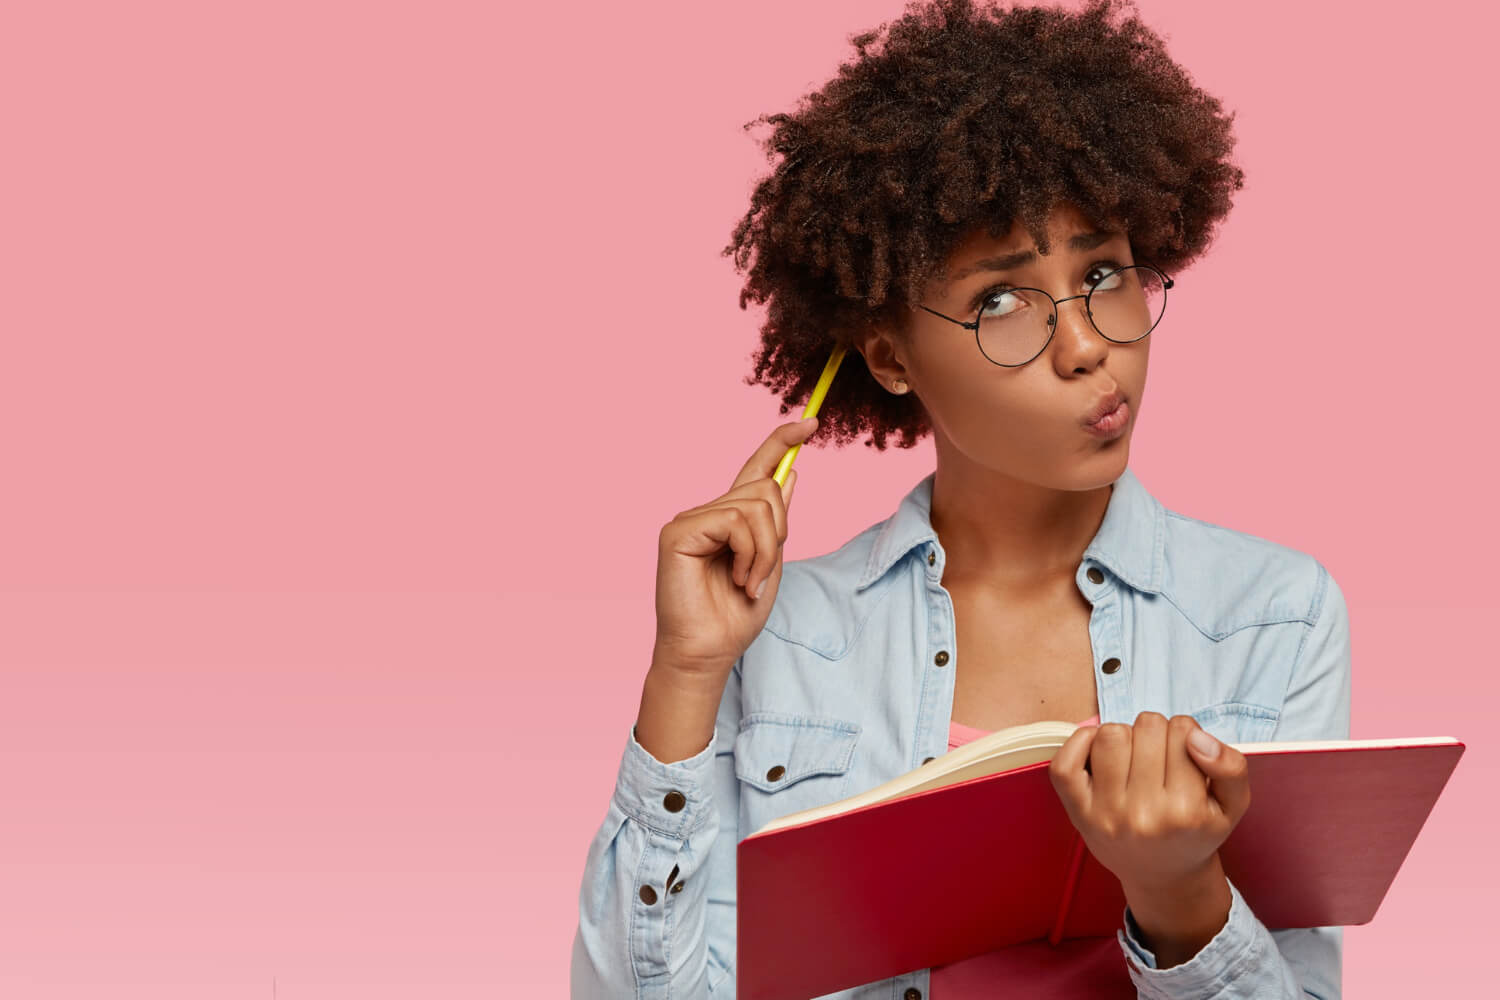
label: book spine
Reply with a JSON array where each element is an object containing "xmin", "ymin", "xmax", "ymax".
[{"xmin": 1047, "ymin": 829, "xmax": 1087, "ymax": 946}]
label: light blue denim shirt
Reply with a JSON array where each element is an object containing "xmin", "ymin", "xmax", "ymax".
[{"xmin": 571, "ymin": 465, "xmax": 1350, "ymax": 999}]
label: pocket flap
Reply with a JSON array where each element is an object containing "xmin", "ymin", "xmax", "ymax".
[{"xmin": 733, "ymin": 714, "xmax": 861, "ymax": 793}]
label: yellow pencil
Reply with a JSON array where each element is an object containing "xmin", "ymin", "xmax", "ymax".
[{"xmin": 773, "ymin": 343, "xmax": 846, "ymax": 486}]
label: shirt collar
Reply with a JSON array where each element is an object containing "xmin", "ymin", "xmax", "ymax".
[{"xmin": 854, "ymin": 465, "xmax": 1165, "ymax": 594}]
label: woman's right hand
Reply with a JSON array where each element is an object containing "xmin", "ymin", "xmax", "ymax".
[{"xmin": 652, "ymin": 416, "xmax": 819, "ymax": 681}]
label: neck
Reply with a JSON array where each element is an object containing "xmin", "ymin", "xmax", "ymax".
[{"xmin": 929, "ymin": 454, "xmax": 1113, "ymax": 593}]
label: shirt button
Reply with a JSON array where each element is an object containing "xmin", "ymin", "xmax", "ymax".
[
  {"xmin": 639, "ymin": 885, "xmax": 658, "ymax": 905},
  {"xmin": 922, "ymin": 756, "xmax": 935, "ymax": 765},
  {"xmin": 927, "ymin": 551, "xmax": 936, "ymax": 566},
  {"xmin": 663, "ymin": 790, "xmax": 686, "ymax": 812},
  {"xmin": 766, "ymin": 764, "xmax": 786, "ymax": 781},
  {"xmin": 934, "ymin": 650, "xmax": 950, "ymax": 666},
  {"xmin": 1087, "ymin": 567, "xmax": 1105, "ymax": 584},
  {"xmin": 1102, "ymin": 656, "xmax": 1121, "ymax": 674},
  {"xmin": 904, "ymin": 989, "xmax": 923, "ymax": 1000}
]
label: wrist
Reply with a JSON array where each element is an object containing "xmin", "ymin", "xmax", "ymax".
[
  {"xmin": 1122, "ymin": 856, "xmax": 1232, "ymax": 967},
  {"xmin": 649, "ymin": 641, "xmax": 736, "ymax": 683},
  {"xmin": 634, "ymin": 662, "xmax": 728, "ymax": 766}
]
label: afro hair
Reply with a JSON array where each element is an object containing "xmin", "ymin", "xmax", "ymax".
[{"xmin": 722, "ymin": 0, "xmax": 1245, "ymax": 450}]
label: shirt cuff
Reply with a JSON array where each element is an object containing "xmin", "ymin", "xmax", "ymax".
[
  {"xmin": 1116, "ymin": 875, "xmax": 1266, "ymax": 995},
  {"xmin": 611, "ymin": 724, "xmax": 717, "ymax": 839}
]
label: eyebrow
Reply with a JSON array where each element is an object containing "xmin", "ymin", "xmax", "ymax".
[{"xmin": 948, "ymin": 230, "xmax": 1122, "ymax": 282}]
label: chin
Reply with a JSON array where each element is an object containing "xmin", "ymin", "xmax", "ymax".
[{"xmin": 1064, "ymin": 438, "xmax": 1131, "ymax": 489}]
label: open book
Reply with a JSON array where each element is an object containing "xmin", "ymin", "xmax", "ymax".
[{"xmin": 736, "ymin": 722, "xmax": 1464, "ymax": 1000}]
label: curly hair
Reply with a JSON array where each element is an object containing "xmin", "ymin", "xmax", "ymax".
[{"xmin": 722, "ymin": 0, "xmax": 1245, "ymax": 451}]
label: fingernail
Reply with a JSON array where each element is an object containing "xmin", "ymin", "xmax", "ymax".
[
  {"xmin": 1189, "ymin": 728, "xmax": 1220, "ymax": 758},
  {"xmin": 755, "ymin": 578, "xmax": 768, "ymax": 599}
]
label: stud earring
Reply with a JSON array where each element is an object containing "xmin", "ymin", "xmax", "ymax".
[{"xmin": 891, "ymin": 378, "xmax": 909, "ymax": 394}]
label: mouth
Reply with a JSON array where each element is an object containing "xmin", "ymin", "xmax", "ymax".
[
  {"xmin": 1081, "ymin": 390, "xmax": 1126, "ymax": 427},
  {"xmin": 1082, "ymin": 399, "xmax": 1130, "ymax": 436}
]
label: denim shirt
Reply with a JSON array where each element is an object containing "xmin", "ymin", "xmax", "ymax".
[{"xmin": 571, "ymin": 465, "xmax": 1351, "ymax": 999}]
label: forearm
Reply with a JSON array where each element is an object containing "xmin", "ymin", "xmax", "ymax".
[{"xmin": 1114, "ymin": 868, "xmax": 1342, "ymax": 999}]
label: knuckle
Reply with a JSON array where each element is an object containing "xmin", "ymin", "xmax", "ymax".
[
  {"xmin": 1169, "ymin": 714, "xmax": 1199, "ymax": 735},
  {"xmin": 1127, "ymin": 806, "xmax": 1158, "ymax": 837}
]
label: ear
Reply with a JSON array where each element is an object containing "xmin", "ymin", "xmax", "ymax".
[{"xmin": 854, "ymin": 325, "xmax": 912, "ymax": 396}]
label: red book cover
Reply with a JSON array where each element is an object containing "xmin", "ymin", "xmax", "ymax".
[{"xmin": 736, "ymin": 737, "xmax": 1464, "ymax": 1000}]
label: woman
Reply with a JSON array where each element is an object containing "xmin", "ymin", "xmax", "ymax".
[{"xmin": 572, "ymin": 0, "xmax": 1349, "ymax": 996}]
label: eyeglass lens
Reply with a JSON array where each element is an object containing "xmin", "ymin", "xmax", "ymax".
[{"xmin": 976, "ymin": 265, "xmax": 1166, "ymax": 366}]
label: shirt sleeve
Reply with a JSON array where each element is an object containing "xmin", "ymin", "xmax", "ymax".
[
  {"xmin": 1113, "ymin": 560, "xmax": 1350, "ymax": 999},
  {"xmin": 570, "ymin": 661, "xmax": 744, "ymax": 998}
]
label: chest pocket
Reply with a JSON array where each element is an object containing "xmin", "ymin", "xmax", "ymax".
[
  {"xmin": 1189, "ymin": 701, "xmax": 1280, "ymax": 745},
  {"xmin": 734, "ymin": 713, "xmax": 861, "ymax": 830}
]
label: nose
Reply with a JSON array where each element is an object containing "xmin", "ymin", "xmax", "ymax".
[{"xmin": 1050, "ymin": 292, "xmax": 1095, "ymax": 336}]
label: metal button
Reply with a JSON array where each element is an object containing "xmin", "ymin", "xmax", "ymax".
[
  {"xmin": 639, "ymin": 885, "xmax": 658, "ymax": 905},
  {"xmin": 663, "ymin": 790, "xmax": 686, "ymax": 812},
  {"xmin": 1102, "ymin": 656, "xmax": 1121, "ymax": 674},
  {"xmin": 927, "ymin": 551, "xmax": 936, "ymax": 566},
  {"xmin": 670, "ymin": 881, "xmax": 684, "ymax": 894},
  {"xmin": 904, "ymin": 989, "xmax": 923, "ymax": 1000},
  {"xmin": 922, "ymin": 756, "xmax": 935, "ymax": 765},
  {"xmin": 934, "ymin": 650, "xmax": 950, "ymax": 666},
  {"xmin": 766, "ymin": 764, "xmax": 786, "ymax": 781},
  {"xmin": 1087, "ymin": 567, "xmax": 1104, "ymax": 584}
]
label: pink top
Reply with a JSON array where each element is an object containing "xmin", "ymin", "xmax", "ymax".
[{"xmin": 930, "ymin": 713, "xmax": 1140, "ymax": 997}]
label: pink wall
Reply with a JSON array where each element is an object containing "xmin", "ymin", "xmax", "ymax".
[{"xmin": 1, "ymin": 0, "xmax": 1493, "ymax": 995}]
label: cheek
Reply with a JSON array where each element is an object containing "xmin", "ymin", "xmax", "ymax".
[
  {"xmin": 1126, "ymin": 341, "xmax": 1150, "ymax": 401},
  {"xmin": 931, "ymin": 372, "xmax": 1058, "ymax": 451}
]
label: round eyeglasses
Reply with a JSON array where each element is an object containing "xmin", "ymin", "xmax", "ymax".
[{"xmin": 916, "ymin": 264, "xmax": 1174, "ymax": 368}]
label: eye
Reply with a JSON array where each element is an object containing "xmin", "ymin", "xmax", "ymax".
[
  {"xmin": 1083, "ymin": 260, "xmax": 1129, "ymax": 292},
  {"xmin": 972, "ymin": 258, "xmax": 1129, "ymax": 315}
]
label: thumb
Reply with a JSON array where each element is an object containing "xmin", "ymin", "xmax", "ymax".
[{"xmin": 1188, "ymin": 727, "xmax": 1251, "ymax": 820}]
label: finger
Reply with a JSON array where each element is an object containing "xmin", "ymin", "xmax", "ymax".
[
  {"xmin": 678, "ymin": 470, "xmax": 793, "ymax": 540},
  {"xmin": 698, "ymin": 493, "xmax": 783, "ymax": 590},
  {"xmin": 731, "ymin": 418, "xmax": 818, "ymax": 492},
  {"xmin": 1126, "ymin": 711, "xmax": 1169, "ymax": 795},
  {"xmin": 1089, "ymin": 723, "xmax": 1132, "ymax": 812},
  {"xmin": 1198, "ymin": 738, "xmax": 1252, "ymax": 824},
  {"xmin": 1165, "ymin": 715, "xmax": 1210, "ymax": 800},
  {"xmin": 731, "ymin": 497, "xmax": 781, "ymax": 600},
  {"xmin": 1048, "ymin": 723, "xmax": 1099, "ymax": 815},
  {"xmin": 673, "ymin": 505, "xmax": 759, "ymax": 591},
  {"xmin": 748, "ymin": 475, "xmax": 788, "ymax": 545}
]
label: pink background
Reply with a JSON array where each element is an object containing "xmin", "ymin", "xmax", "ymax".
[{"xmin": 2, "ymin": 0, "xmax": 1494, "ymax": 995}]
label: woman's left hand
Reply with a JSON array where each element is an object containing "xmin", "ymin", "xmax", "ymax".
[{"xmin": 1047, "ymin": 711, "xmax": 1251, "ymax": 896}]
